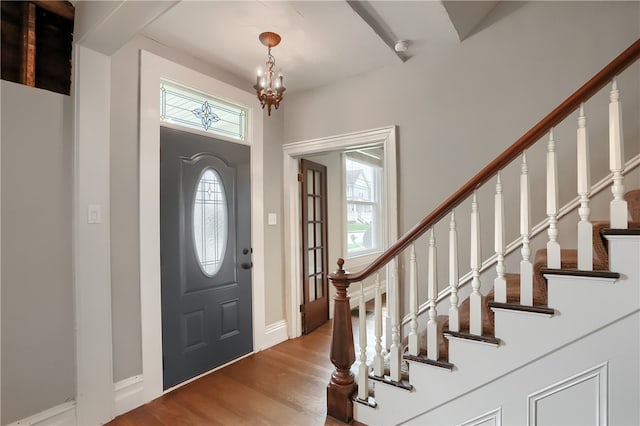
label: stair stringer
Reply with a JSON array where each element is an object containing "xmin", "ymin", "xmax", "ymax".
[{"xmin": 353, "ymin": 235, "xmax": 640, "ymax": 426}]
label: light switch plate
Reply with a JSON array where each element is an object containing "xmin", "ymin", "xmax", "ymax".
[
  {"xmin": 268, "ymin": 213, "xmax": 277, "ymax": 225},
  {"xmin": 88, "ymin": 204, "xmax": 101, "ymax": 224}
]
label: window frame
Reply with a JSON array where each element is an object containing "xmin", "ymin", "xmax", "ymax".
[
  {"xmin": 343, "ymin": 151, "xmax": 385, "ymax": 262},
  {"xmin": 159, "ymin": 79, "xmax": 248, "ymax": 141}
]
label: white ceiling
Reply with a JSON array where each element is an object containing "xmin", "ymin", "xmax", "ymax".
[{"xmin": 141, "ymin": 1, "xmax": 500, "ymax": 94}]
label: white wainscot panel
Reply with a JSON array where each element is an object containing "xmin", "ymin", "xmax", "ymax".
[
  {"xmin": 527, "ymin": 362, "xmax": 607, "ymax": 426},
  {"xmin": 459, "ymin": 407, "xmax": 502, "ymax": 426}
]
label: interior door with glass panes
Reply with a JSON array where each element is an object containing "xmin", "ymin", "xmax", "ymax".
[{"xmin": 300, "ymin": 159, "xmax": 330, "ymax": 334}]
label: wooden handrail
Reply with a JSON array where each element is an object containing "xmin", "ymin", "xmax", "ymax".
[{"xmin": 330, "ymin": 38, "xmax": 640, "ymax": 285}]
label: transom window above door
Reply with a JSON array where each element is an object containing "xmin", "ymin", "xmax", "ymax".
[{"xmin": 160, "ymin": 80, "xmax": 247, "ymax": 141}]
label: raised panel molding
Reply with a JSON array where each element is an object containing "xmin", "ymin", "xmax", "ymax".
[
  {"xmin": 459, "ymin": 407, "xmax": 502, "ymax": 426},
  {"xmin": 527, "ymin": 362, "xmax": 608, "ymax": 425}
]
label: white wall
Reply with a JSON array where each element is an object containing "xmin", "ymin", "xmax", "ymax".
[
  {"xmin": 0, "ymin": 81, "xmax": 74, "ymax": 425},
  {"xmin": 284, "ymin": 1, "xmax": 640, "ymax": 307},
  {"xmin": 262, "ymin": 107, "xmax": 286, "ymax": 325},
  {"xmin": 110, "ymin": 34, "xmax": 286, "ymax": 381}
]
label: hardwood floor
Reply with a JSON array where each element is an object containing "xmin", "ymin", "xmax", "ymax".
[{"xmin": 107, "ymin": 320, "xmax": 349, "ymax": 426}]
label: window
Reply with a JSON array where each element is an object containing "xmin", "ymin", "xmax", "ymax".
[
  {"xmin": 160, "ymin": 80, "xmax": 247, "ymax": 141},
  {"xmin": 193, "ymin": 168, "xmax": 228, "ymax": 276},
  {"xmin": 345, "ymin": 149, "xmax": 383, "ymax": 257}
]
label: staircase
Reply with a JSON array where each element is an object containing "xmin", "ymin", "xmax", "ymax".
[{"xmin": 326, "ymin": 39, "xmax": 640, "ymax": 425}]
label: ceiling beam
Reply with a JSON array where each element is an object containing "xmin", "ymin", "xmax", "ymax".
[
  {"xmin": 32, "ymin": 1, "xmax": 75, "ymax": 21},
  {"xmin": 74, "ymin": 0, "xmax": 179, "ymax": 55},
  {"xmin": 346, "ymin": 0, "xmax": 408, "ymax": 63},
  {"xmin": 442, "ymin": 1, "xmax": 499, "ymax": 42}
]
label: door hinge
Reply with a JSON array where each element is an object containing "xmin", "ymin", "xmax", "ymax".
[
  {"xmin": 297, "ymin": 172, "xmax": 304, "ymax": 182},
  {"xmin": 299, "ymin": 304, "xmax": 305, "ymax": 313}
]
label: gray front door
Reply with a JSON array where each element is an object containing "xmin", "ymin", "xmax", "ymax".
[{"xmin": 160, "ymin": 126, "xmax": 253, "ymax": 390}]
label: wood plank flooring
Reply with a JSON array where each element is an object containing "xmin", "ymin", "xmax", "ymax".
[{"xmin": 107, "ymin": 320, "xmax": 348, "ymax": 426}]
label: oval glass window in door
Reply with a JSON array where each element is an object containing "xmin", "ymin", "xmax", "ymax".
[{"xmin": 193, "ymin": 168, "xmax": 228, "ymax": 276}]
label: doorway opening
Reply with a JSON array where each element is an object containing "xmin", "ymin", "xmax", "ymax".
[
  {"xmin": 139, "ymin": 50, "xmax": 265, "ymax": 402},
  {"xmin": 283, "ymin": 126, "xmax": 398, "ymax": 339}
]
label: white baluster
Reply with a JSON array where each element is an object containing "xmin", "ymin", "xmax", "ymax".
[
  {"xmin": 494, "ymin": 172, "xmax": 507, "ymax": 303},
  {"xmin": 546, "ymin": 129, "xmax": 561, "ymax": 268},
  {"xmin": 609, "ymin": 78, "xmax": 627, "ymax": 228},
  {"xmin": 407, "ymin": 243, "xmax": 419, "ymax": 356},
  {"xmin": 470, "ymin": 192, "xmax": 482, "ymax": 335},
  {"xmin": 427, "ymin": 229, "xmax": 439, "ymax": 360},
  {"xmin": 389, "ymin": 258, "xmax": 401, "ymax": 382},
  {"xmin": 448, "ymin": 211, "xmax": 460, "ymax": 332},
  {"xmin": 372, "ymin": 273, "xmax": 384, "ymax": 377},
  {"xmin": 357, "ymin": 281, "xmax": 369, "ymax": 401},
  {"xmin": 520, "ymin": 152, "xmax": 534, "ymax": 306},
  {"xmin": 577, "ymin": 104, "xmax": 593, "ymax": 270}
]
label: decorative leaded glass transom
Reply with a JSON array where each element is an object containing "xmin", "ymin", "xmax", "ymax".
[
  {"xmin": 193, "ymin": 168, "xmax": 228, "ymax": 277},
  {"xmin": 160, "ymin": 80, "xmax": 246, "ymax": 141}
]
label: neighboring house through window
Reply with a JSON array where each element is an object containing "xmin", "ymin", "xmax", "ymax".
[{"xmin": 345, "ymin": 149, "xmax": 383, "ymax": 258}]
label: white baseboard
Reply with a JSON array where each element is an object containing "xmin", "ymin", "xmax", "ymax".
[
  {"xmin": 7, "ymin": 401, "xmax": 77, "ymax": 426},
  {"xmin": 262, "ymin": 319, "xmax": 288, "ymax": 348},
  {"xmin": 114, "ymin": 375, "xmax": 145, "ymax": 417}
]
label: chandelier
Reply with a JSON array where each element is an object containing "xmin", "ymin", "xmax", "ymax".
[{"xmin": 253, "ymin": 32, "xmax": 285, "ymax": 116}]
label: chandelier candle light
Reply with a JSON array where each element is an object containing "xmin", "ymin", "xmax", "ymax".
[{"xmin": 254, "ymin": 31, "xmax": 285, "ymax": 116}]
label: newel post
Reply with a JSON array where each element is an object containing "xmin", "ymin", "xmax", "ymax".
[{"xmin": 327, "ymin": 258, "xmax": 356, "ymax": 423}]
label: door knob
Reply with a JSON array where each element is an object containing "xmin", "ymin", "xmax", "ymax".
[{"xmin": 241, "ymin": 262, "xmax": 253, "ymax": 270}]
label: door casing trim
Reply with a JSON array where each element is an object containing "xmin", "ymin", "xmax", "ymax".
[
  {"xmin": 139, "ymin": 50, "xmax": 265, "ymax": 402},
  {"xmin": 282, "ymin": 126, "xmax": 398, "ymax": 338}
]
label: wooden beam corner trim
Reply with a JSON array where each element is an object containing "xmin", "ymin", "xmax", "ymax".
[{"xmin": 32, "ymin": 1, "xmax": 75, "ymax": 21}]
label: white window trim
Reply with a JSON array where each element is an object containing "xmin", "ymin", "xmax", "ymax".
[
  {"xmin": 282, "ymin": 126, "xmax": 398, "ymax": 338},
  {"xmin": 343, "ymin": 152, "xmax": 385, "ymax": 261}
]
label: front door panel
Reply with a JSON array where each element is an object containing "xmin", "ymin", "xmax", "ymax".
[{"xmin": 161, "ymin": 127, "xmax": 252, "ymax": 389}]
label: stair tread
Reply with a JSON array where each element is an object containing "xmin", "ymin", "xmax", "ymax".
[
  {"xmin": 602, "ymin": 228, "xmax": 640, "ymax": 236},
  {"xmin": 442, "ymin": 330, "xmax": 501, "ymax": 346},
  {"xmin": 487, "ymin": 301, "xmax": 555, "ymax": 316},
  {"xmin": 406, "ymin": 315, "xmax": 450, "ymax": 361},
  {"xmin": 539, "ymin": 268, "xmax": 620, "ymax": 279},
  {"xmin": 403, "ymin": 352, "xmax": 454, "ymax": 370},
  {"xmin": 368, "ymin": 372, "xmax": 413, "ymax": 391}
]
